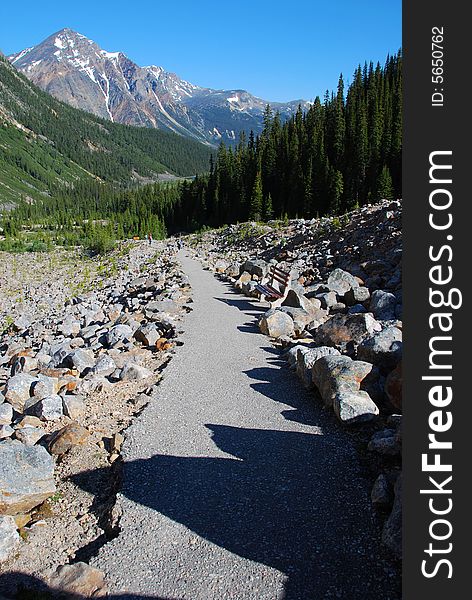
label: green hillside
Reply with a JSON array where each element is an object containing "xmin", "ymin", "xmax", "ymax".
[{"xmin": 0, "ymin": 56, "xmax": 211, "ymax": 208}]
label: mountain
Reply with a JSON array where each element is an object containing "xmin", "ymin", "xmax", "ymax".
[
  {"xmin": 9, "ymin": 29, "xmax": 310, "ymax": 145},
  {"xmin": 0, "ymin": 55, "xmax": 211, "ymax": 208}
]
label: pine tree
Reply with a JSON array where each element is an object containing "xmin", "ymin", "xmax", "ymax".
[
  {"xmin": 376, "ymin": 165, "xmax": 394, "ymax": 200},
  {"xmin": 263, "ymin": 193, "xmax": 274, "ymax": 221},
  {"xmin": 249, "ymin": 171, "xmax": 263, "ymax": 221}
]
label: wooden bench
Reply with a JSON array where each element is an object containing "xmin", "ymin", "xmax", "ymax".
[{"xmin": 255, "ymin": 265, "xmax": 291, "ymax": 308}]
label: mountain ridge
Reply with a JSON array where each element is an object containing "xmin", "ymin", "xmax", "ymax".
[
  {"xmin": 0, "ymin": 54, "xmax": 211, "ymax": 207},
  {"xmin": 9, "ymin": 28, "xmax": 310, "ymax": 145}
]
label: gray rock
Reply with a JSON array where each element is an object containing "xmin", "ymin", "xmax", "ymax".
[
  {"xmin": 382, "ymin": 475, "xmax": 402, "ymax": 559},
  {"xmin": 0, "ymin": 424, "xmax": 14, "ymax": 439},
  {"xmin": 32, "ymin": 375, "xmax": 59, "ymax": 400},
  {"xmin": 49, "ymin": 340, "xmax": 72, "ymax": 368},
  {"xmin": 80, "ymin": 324, "xmax": 101, "ymax": 341},
  {"xmin": 296, "ymin": 346, "xmax": 341, "ymax": 388},
  {"xmin": 344, "ymin": 286, "xmax": 371, "ymax": 306},
  {"xmin": 134, "ymin": 324, "xmax": 161, "ymax": 347},
  {"xmin": 281, "ymin": 288, "xmax": 316, "ymax": 314},
  {"xmin": 119, "ymin": 363, "xmax": 153, "ymax": 381},
  {"xmin": 240, "ymin": 259, "xmax": 268, "ymax": 279},
  {"xmin": 31, "ymin": 395, "xmax": 63, "ymax": 421},
  {"xmin": 92, "ymin": 355, "xmax": 117, "ymax": 377},
  {"xmin": 65, "ymin": 349, "xmax": 96, "ymax": 374},
  {"xmin": 285, "ymin": 345, "xmax": 310, "ymax": 369},
  {"xmin": 310, "ymin": 313, "xmax": 381, "ymax": 353},
  {"xmin": 369, "ymin": 289, "xmax": 397, "ymax": 320},
  {"xmin": 348, "ymin": 303, "xmax": 367, "ymax": 314},
  {"xmin": 312, "ymin": 355, "xmax": 375, "ymax": 409},
  {"xmin": 0, "ymin": 403, "xmax": 13, "ymax": 425},
  {"xmin": 327, "ymin": 268, "xmax": 359, "ymax": 295},
  {"xmin": 357, "ymin": 326, "xmax": 402, "ymax": 370},
  {"xmin": 368, "ymin": 429, "xmax": 401, "ymax": 456},
  {"xmin": 0, "ymin": 515, "xmax": 20, "ymax": 562},
  {"xmin": 258, "ymin": 309, "xmax": 295, "ymax": 339},
  {"xmin": 145, "ymin": 299, "xmax": 180, "ymax": 316},
  {"xmin": 105, "ymin": 324, "xmax": 133, "ymax": 347},
  {"xmin": 316, "ymin": 291, "xmax": 338, "ymax": 310},
  {"xmin": 333, "ymin": 391, "xmax": 379, "ymax": 424},
  {"xmin": 59, "ymin": 318, "xmax": 81, "ymax": 337},
  {"xmin": 4, "ymin": 373, "xmax": 38, "ymax": 413},
  {"xmin": 0, "ymin": 440, "xmax": 56, "ymax": 514},
  {"xmin": 371, "ymin": 474, "xmax": 393, "ymax": 507},
  {"xmin": 12, "ymin": 314, "xmax": 31, "ymax": 332},
  {"xmin": 62, "ymin": 395, "xmax": 86, "ymax": 420},
  {"xmin": 14, "ymin": 426, "xmax": 45, "ymax": 446}
]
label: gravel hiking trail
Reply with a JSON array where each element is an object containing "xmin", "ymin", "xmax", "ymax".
[{"xmin": 91, "ymin": 252, "xmax": 399, "ymax": 600}]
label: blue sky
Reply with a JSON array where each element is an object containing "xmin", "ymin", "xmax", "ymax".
[{"xmin": 0, "ymin": 0, "xmax": 402, "ymax": 102}]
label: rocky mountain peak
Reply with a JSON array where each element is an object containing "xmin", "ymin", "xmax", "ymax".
[{"xmin": 8, "ymin": 30, "xmax": 310, "ymax": 145}]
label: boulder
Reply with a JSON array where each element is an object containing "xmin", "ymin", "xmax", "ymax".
[
  {"xmin": 225, "ymin": 263, "xmax": 240, "ymax": 278},
  {"xmin": 62, "ymin": 395, "xmax": 86, "ymax": 420},
  {"xmin": 371, "ymin": 474, "xmax": 393, "ymax": 508},
  {"xmin": 327, "ymin": 269, "xmax": 359, "ymax": 295},
  {"xmin": 368, "ymin": 429, "xmax": 401, "ymax": 456},
  {"xmin": 59, "ymin": 318, "xmax": 81, "ymax": 337},
  {"xmin": 92, "ymin": 355, "xmax": 117, "ymax": 377},
  {"xmin": 48, "ymin": 562, "xmax": 107, "ymax": 597},
  {"xmin": 134, "ymin": 324, "xmax": 161, "ymax": 347},
  {"xmin": 119, "ymin": 363, "xmax": 153, "ymax": 381},
  {"xmin": 49, "ymin": 340, "xmax": 72, "ymax": 368},
  {"xmin": 32, "ymin": 375, "xmax": 60, "ymax": 400},
  {"xmin": 382, "ymin": 475, "xmax": 402, "ymax": 559},
  {"xmin": 4, "ymin": 373, "xmax": 38, "ymax": 413},
  {"xmin": 0, "ymin": 515, "xmax": 20, "ymax": 562},
  {"xmin": 282, "ymin": 288, "xmax": 318, "ymax": 314},
  {"xmin": 105, "ymin": 324, "xmax": 133, "ymax": 348},
  {"xmin": 12, "ymin": 315, "xmax": 31, "ymax": 332},
  {"xmin": 296, "ymin": 346, "xmax": 341, "ymax": 388},
  {"xmin": 0, "ymin": 404, "xmax": 13, "ymax": 426},
  {"xmin": 357, "ymin": 326, "xmax": 402, "ymax": 370},
  {"xmin": 370, "ymin": 289, "xmax": 397, "ymax": 320},
  {"xmin": 235, "ymin": 271, "xmax": 251, "ymax": 290},
  {"xmin": 65, "ymin": 349, "xmax": 96, "ymax": 374},
  {"xmin": 310, "ymin": 313, "xmax": 381, "ymax": 353},
  {"xmin": 48, "ymin": 422, "xmax": 91, "ymax": 456},
  {"xmin": 14, "ymin": 426, "xmax": 45, "ymax": 446},
  {"xmin": 258, "ymin": 309, "xmax": 295, "ymax": 339},
  {"xmin": 0, "ymin": 440, "xmax": 56, "ymax": 514},
  {"xmin": 316, "ymin": 291, "xmax": 338, "ymax": 310},
  {"xmin": 30, "ymin": 395, "xmax": 64, "ymax": 421},
  {"xmin": 240, "ymin": 259, "xmax": 268, "ymax": 279},
  {"xmin": 333, "ymin": 391, "xmax": 379, "ymax": 424},
  {"xmin": 0, "ymin": 425, "xmax": 14, "ymax": 440},
  {"xmin": 312, "ymin": 355, "xmax": 376, "ymax": 410},
  {"xmin": 145, "ymin": 299, "xmax": 180, "ymax": 316},
  {"xmin": 285, "ymin": 345, "xmax": 310, "ymax": 370},
  {"xmin": 344, "ymin": 286, "xmax": 371, "ymax": 306}
]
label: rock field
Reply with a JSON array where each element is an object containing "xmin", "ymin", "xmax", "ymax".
[{"xmin": 0, "ymin": 240, "xmax": 191, "ymax": 593}]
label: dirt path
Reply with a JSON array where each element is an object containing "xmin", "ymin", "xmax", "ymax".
[{"xmin": 91, "ymin": 252, "xmax": 399, "ymax": 600}]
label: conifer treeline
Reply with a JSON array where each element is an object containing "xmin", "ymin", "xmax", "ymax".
[{"xmin": 167, "ymin": 51, "xmax": 402, "ymax": 231}]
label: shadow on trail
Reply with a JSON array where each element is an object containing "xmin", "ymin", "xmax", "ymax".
[
  {"xmin": 215, "ymin": 295, "xmax": 267, "ymax": 316},
  {"xmin": 66, "ymin": 424, "xmax": 399, "ymax": 600}
]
